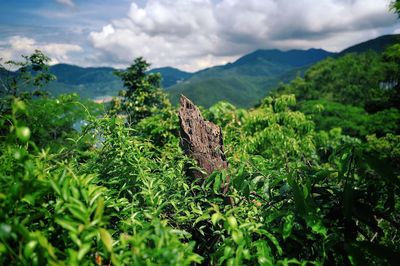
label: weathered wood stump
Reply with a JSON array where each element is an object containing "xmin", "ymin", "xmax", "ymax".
[{"xmin": 178, "ymin": 95, "xmax": 229, "ymax": 193}]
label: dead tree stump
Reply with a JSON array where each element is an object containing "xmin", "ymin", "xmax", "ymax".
[{"xmin": 178, "ymin": 95, "xmax": 229, "ymax": 193}]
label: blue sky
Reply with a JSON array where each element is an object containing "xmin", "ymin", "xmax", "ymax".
[{"xmin": 0, "ymin": 0, "xmax": 399, "ymax": 71}]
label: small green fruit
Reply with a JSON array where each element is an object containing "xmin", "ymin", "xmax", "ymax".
[{"xmin": 16, "ymin": 127, "xmax": 31, "ymax": 142}]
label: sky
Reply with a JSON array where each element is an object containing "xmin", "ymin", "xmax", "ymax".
[{"xmin": 0, "ymin": 0, "xmax": 399, "ymax": 72}]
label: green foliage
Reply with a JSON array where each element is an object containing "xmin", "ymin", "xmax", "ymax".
[
  {"xmin": 2, "ymin": 90, "xmax": 399, "ymax": 265},
  {"xmin": 1, "ymin": 50, "xmax": 399, "ymax": 265},
  {"xmin": 299, "ymin": 100, "xmax": 400, "ymax": 137},
  {"xmin": 274, "ymin": 51, "xmax": 397, "ymax": 109},
  {"xmin": 112, "ymin": 57, "xmax": 168, "ymax": 125},
  {"xmin": 273, "ymin": 46, "xmax": 400, "ymax": 139}
]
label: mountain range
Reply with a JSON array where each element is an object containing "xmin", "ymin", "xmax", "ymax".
[
  {"xmin": 167, "ymin": 48, "xmax": 335, "ymax": 107},
  {"xmin": 2, "ymin": 34, "xmax": 398, "ymax": 107},
  {"xmin": 167, "ymin": 34, "xmax": 399, "ymax": 107}
]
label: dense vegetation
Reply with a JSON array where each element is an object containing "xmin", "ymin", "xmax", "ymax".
[
  {"xmin": 273, "ymin": 45, "xmax": 400, "ymax": 139},
  {"xmin": 0, "ymin": 34, "xmax": 399, "ymax": 265}
]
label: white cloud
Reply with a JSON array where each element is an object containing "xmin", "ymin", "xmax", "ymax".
[
  {"xmin": 0, "ymin": 36, "xmax": 83, "ymax": 65},
  {"xmin": 88, "ymin": 0, "xmax": 398, "ymax": 71},
  {"xmin": 90, "ymin": 0, "xmax": 221, "ymax": 71},
  {"xmin": 89, "ymin": 0, "xmax": 398, "ymax": 71},
  {"xmin": 56, "ymin": 0, "xmax": 75, "ymax": 8}
]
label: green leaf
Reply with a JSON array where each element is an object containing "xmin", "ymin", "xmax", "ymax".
[
  {"xmin": 213, "ymin": 173, "xmax": 222, "ymax": 193},
  {"xmin": 282, "ymin": 213, "xmax": 294, "ymax": 240},
  {"xmin": 23, "ymin": 241, "xmax": 37, "ymax": 258},
  {"xmin": 211, "ymin": 212, "xmax": 223, "ymax": 225},
  {"xmin": 259, "ymin": 229, "xmax": 283, "ymax": 256},
  {"xmin": 227, "ymin": 216, "xmax": 238, "ymax": 229},
  {"xmin": 287, "ymin": 175, "xmax": 307, "ymax": 216},
  {"xmin": 77, "ymin": 243, "xmax": 92, "ymax": 261},
  {"xmin": 67, "ymin": 204, "xmax": 88, "ymax": 224},
  {"xmin": 94, "ymin": 197, "xmax": 104, "ymax": 221},
  {"xmin": 99, "ymin": 228, "xmax": 113, "ymax": 253},
  {"xmin": 55, "ymin": 218, "xmax": 78, "ymax": 234},
  {"xmin": 194, "ymin": 214, "xmax": 210, "ymax": 225},
  {"xmin": 49, "ymin": 179, "xmax": 61, "ymax": 195},
  {"xmin": 232, "ymin": 229, "xmax": 243, "ymax": 244}
]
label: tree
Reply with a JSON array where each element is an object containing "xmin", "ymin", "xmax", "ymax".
[
  {"xmin": 112, "ymin": 57, "xmax": 168, "ymax": 124},
  {"xmin": 0, "ymin": 50, "xmax": 56, "ymax": 114},
  {"xmin": 391, "ymin": 0, "xmax": 400, "ymax": 17}
]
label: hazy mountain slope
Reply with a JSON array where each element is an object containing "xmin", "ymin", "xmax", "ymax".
[
  {"xmin": 339, "ymin": 34, "xmax": 400, "ymax": 55},
  {"xmin": 50, "ymin": 64, "xmax": 118, "ymax": 85},
  {"xmin": 231, "ymin": 48, "xmax": 333, "ymax": 68},
  {"xmin": 44, "ymin": 65, "xmax": 190, "ymax": 98},
  {"xmin": 148, "ymin": 67, "xmax": 193, "ymax": 88}
]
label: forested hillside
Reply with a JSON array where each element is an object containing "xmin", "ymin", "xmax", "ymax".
[
  {"xmin": 167, "ymin": 49, "xmax": 334, "ymax": 107},
  {"xmin": 273, "ymin": 46, "xmax": 400, "ymax": 138},
  {"xmin": 167, "ymin": 35, "xmax": 399, "ymax": 108}
]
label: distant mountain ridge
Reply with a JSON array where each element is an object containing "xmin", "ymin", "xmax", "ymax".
[
  {"xmin": 49, "ymin": 64, "xmax": 117, "ymax": 85},
  {"xmin": 339, "ymin": 34, "xmax": 400, "ymax": 55},
  {"xmin": 167, "ymin": 34, "xmax": 399, "ymax": 107},
  {"xmin": 31, "ymin": 65, "xmax": 192, "ymax": 99},
  {"xmin": 1, "ymin": 34, "xmax": 398, "ymax": 107},
  {"xmin": 166, "ymin": 49, "xmax": 336, "ymax": 107},
  {"xmin": 148, "ymin": 67, "xmax": 193, "ymax": 88},
  {"xmin": 232, "ymin": 48, "xmax": 333, "ymax": 68}
]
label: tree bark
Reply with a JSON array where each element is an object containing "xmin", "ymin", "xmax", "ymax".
[{"xmin": 178, "ymin": 95, "xmax": 229, "ymax": 193}]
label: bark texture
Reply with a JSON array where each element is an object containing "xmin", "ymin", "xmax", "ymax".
[{"xmin": 178, "ymin": 95, "xmax": 229, "ymax": 191}]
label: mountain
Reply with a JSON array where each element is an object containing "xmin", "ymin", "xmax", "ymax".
[
  {"xmin": 2, "ymin": 34, "xmax": 397, "ymax": 106},
  {"xmin": 167, "ymin": 34, "xmax": 400, "ymax": 108},
  {"xmin": 339, "ymin": 34, "xmax": 400, "ymax": 55},
  {"xmin": 42, "ymin": 65, "xmax": 190, "ymax": 99},
  {"xmin": 43, "ymin": 64, "xmax": 122, "ymax": 99},
  {"xmin": 148, "ymin": 67, "xmax": 193, "ymax": 88},
  {"xmin": 50, "ymin": 64, "xmax": 118, "ymax": 85},
  {"xmin": 232, "ymin": 48, "xmax": 333, "ymax": 68},
  {"xmin": 167, "ymin": 49, "xmax": 335, "ymax": 108}
]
